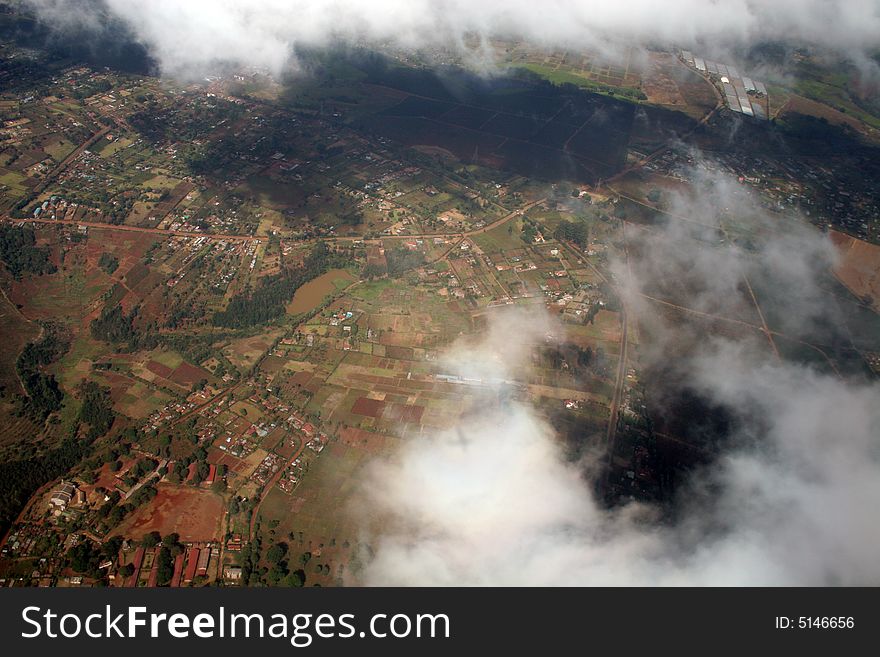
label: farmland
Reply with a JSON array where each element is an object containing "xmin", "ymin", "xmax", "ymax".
[{"xmin": 0, "ymin": 19, "xmax": 879, "ymax": 590}]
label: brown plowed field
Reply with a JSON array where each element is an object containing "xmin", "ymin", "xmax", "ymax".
[{"xmin": 112, "ymin": 485, "xmax": 223, "ymax": 541}]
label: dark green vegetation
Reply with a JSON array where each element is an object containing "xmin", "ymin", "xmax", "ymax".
[
  {"xmin": 0, "ymin": 363, "xmax": 116, "ymax": 537},
  {"xmin": 0, "ymin": 436, "xmax": 93, "ymax": 538},
  {"xmin": 15, "ymin": 323, "xmax": 68, "ymax": 419},
  {"xmin": 64, "ymin": 536, "xmax": 124, "ymax": 580},
  {"xmin": 98, "ymin": 252, "xmax": 119, "ymax": 275},
  {"xmin": 385, "ymin": 247, "xmax": 426, "ymax": 277},
  {"xmin": 554, "ymin": 218, "xmax": 590, "ymax": 247},
  {"xmin": 77, "ymin": 381, "xmax": 116, "ymax": 440},
  {"xmin": 213, "ymin": 242, "xmax": 350, "ymax": 328},
  {"xmin": 343, "ymin": 54, "xmax": 641, "ymax": 184},
  {"xmin": 0, "ymin": 225, "xmax": 56, "ymax": 279},
  {"xmin": 131, "ymin": 99, "xmax": 245, "ymax": 145},
  {"xmin": 90, "ymin": 304, "xmax": 139, "ymax": 346},
  {"xmin": 250, "ymin": 539, "xmax": 307, "ymax": 587}
]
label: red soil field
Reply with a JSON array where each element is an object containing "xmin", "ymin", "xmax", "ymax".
[
  {"xmin": 207, "ymin": 448, "xmax": 250, "ymax": 476},
  {"xmin": 124, "ymin": 262, "xmax": 150, "ymax": 288},
  {"xmin": 146, "ymin": 360, "xmax": 174, "ymax": 378},
  {"xmin": 113, "ymin": 485, "xmax": 224, "ymax": 541},
  {"xmin": 170, "ymin": 361, "xmax": 209, "ymax": 386},
  {"xmin": 351, "ymin": 397, "xmax": 386, "ymax": 418},
  {"xmin": 275, "ymin": 440, "xmax": 297, "ymax": 459}
]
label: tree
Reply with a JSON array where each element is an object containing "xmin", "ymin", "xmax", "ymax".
[
  {"xmin": 0, "ymin": 225, "xmax": 56, "ymax": 279},
  {"xmin": 284, "ymin": 570, "xmax": 305, "ymax": 587},
  {"xmin": 554, "ymin": 219, "xmax": 589, "ymax": 247},
  {"xmin": 103, "ymin": 535, "xmax": 124, "ymax": 558},
  {"xmin": 68, "ymin": 541, "xmax": 101, "ymax": 575},
  {"xmin": 141, "ymin": 531, "xmax": 161, "ymax": 548},
  {"xmin": 266, "ymin": 542, "xmax": 288, "ymax": 565},
  {"xmin": 267, "ymin": 562, "xmax": 289, "ymax": 584},
  {"xmin": 155, "ymin": 547, "xmax": 174, "ymax": 586}
]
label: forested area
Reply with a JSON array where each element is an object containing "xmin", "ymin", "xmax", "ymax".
[
  {"xmin": 0, "ymin": 225, "xmax": 56, "ymax": 279},
  {"xmin": 0, "ymin": 437, "xmax": 91, "ymax": 537},
  {"xmin": 553, "ymin": 218, "xmax": 590, "ymax": 247},
  {"xmin": 90, "ymin": 304, "xmax": 139, "ymax": 345},
  {"xmin": 0, "ymin": 377, "xmax": 115, "ymax": 538},
  {"xmin": 16, "ymin": 323, "xmax": 69, "ymax": 418},
  {"xmin": 385, "ymin": 247, "xmax": 426, "ymax": 277},
  {"xmin": 77, "ymin": 381, "xmax": 116, "ymax": 440}
]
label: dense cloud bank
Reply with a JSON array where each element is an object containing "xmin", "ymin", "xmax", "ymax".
[{"xmin": 23, "ymin": 0, "xmax": 880, "ymax": 78}]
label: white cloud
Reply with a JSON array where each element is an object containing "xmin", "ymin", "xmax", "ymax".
[
  {"xmin": 24, "ymin": 0, "xmax": 880, "ymax": 78},
  {"xmin": 358, "ymin": 174, "xmax": 880, "ymax": 586}
]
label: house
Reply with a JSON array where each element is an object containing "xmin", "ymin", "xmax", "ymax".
[
  {"xmin": 127, "ymin": 547, "xmax": 145, "ymax": 587},
  {"xmin": 196, "ymin": 547, "xmax": 211, "ymax": 577},
  {"xmin": 48, "ymin": 482, "xmax": 77, "ymax": 511},
  {"xmin": 183, "ymin": 548, "xmax": 200, "ymax": 583}
]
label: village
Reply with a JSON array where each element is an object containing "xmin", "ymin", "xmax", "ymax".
[{"xmin": 1, "ymin": 11, "xmax": 879, "ymax": 590}]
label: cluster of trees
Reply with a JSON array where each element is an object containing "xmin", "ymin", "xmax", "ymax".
[
  {"xmin": 0, "ymin": 225, "xmax": 56, "ymax": 279},
  {"xmin": 122, "ymin": 457, "xmax": 159, "ymax": 486},
  {"xmin": 16, "ymin": 324, "xmax": 69, "ymax": 419},
  {"xmin": 129, "ymin": 100, "xmax": 244, "ymax": 145},
  {"xmin": 77, "ymin": 381, "xmax": 116, "ymax": 440},
  {"xmin": 384, "ymin": 247, "xmax": 425, "ymax": 277},
  {"xmin": 70, "ymin": 78, "xmax": 112, "ymax": 100},
  {"xmin": 165, "ymin": 301, "xmax": 207, "ymax": 330},
  {"xmin": 542, "ymin": 342, "xmax": 595, "ymax": 375},
  {"xmin": 17, "ymin": 370, "xmax": 62, "ymax": 419},
  {"xmin": 138, "ymin": 532, "xmax": 184, "ymax": 585},
  {"xmin": 361, "ymin": 263, "xmax": 387, "ymax": 280},
  {"xmin": 227, "ymin": 494, "xmax": 253, "ymax": 519},
  {"xmin": 553, "ymin": 219, "xmax": 590, "ymax": 247},
  {"xmin": 166, "ymin": 446, "xmax": 214, "ymax": 486},
  {"xmin": 213, "ymin": 243, "xmax": 349, "ymax": 328},
  {"xmin": 521, "ymin": 218, "xmax": 540, "ymax": 243},
  {"xmin": 0, "ymin": 334, "xmax": 115, "ymax": 538},
  {"xmin": 264, "ymin": 541, "xmax": 307, "ymax": 587},
  {"xmin": 66, "ymin": 537, "xmax": 114, "ymax": 579},
  {"xmin": 96, "ymin": 482, "xmax": 158, "ymax": 529},
  {"xmin": 238, "ymin": 534, "xmax": 263, "ymax": 586},
  {"xmin": 90, "ymin": 304, "xmax": 139, "ymax": 345},
  {"xmin": 97, "ymin": 252, "xmax": 119, "ymax": 275},
  {"xmin": 0, "ymin": 436, "xmax": 92, "ymax": 538}
]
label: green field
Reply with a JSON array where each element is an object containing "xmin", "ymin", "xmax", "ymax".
[{"xmin": 517, "ymin": 63, "xmax": 645, "ymax": 101}]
